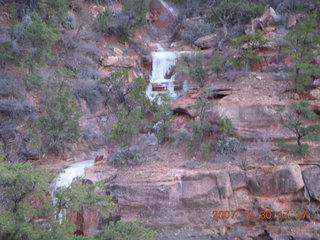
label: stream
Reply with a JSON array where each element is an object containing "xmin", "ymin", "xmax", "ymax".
[{"xmin": 53, "ymin": 0, "xmax": 182, "ymax": 195}]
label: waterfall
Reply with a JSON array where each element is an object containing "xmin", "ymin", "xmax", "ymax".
[
  {"xmin": 146, "ymin": 45, "xmax": 177, "ymax": 101},
  {"xmin": 51, "ymin": 160, "xmax": 95, "ymax": 221},
  {"xmin": 53, "ymin": 160, "xmax": 95, "ymax": 188},
  {"xmin": 159, "ymin": 0, "xmax": 178, "ymax": 17}
]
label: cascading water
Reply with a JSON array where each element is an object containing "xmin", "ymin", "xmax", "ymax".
[
  {"xmin": 51, "ymin": 160, "xmax": 95, "ymax": 220},
  {"xmin": 146, "ymin": 44, "xmax": 177, "ymax": 101},
  {"xmin": 53, "ymin": 160, "xmax": 95, "ymax": 188},
  {"xmin": 159, "ymin": 0, "xmax": 178, "ymax": 17}
]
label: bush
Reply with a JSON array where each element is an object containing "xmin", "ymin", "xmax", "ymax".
[
  {"xmin": 0, "ymin": 42, "xmax": 20, "ymax": 71},
  {"xmin": 232, "ymin": 31, "xmax": 269, "ymax": 71},
  {"xmin": 182, "ymin": 22, "xmax": 213, "ymax": 44},
  {"xmin": 215, "ymin": 137, "xmax": 241, "ymax": 155},
  {"xmin": 65, "ymin": 55, "xmax": 100, "ymax": 80},
  {"xmin": 211, "ymin": 0, "xmax": 265, "ymax": 27},
  {"xmin": 152, "ymin": 93, "xmax": 172, "ymax": 143},
  {"xmin": 200, "ymin": 142, "xmax": 213, "ymax": 160},
  {"xmin": 73, "ymin": 80, "xmax": 104, "ymax": 111},
  {"xmin": 96, "ymin": 0, "xmax": 148, "ymax": 40},
  {"xmin": 62, "ymin": 12, "xmax": 76, "ymax": 30},
  {"xmin": 96, "ymin": 10, "xmax": 130, "ymax": 41},
  {"xmin": 95, "ymin": 221, "xmax": 157, "ymax": 240},
  {"xmin": 24, "ymin": 69, "xmax": 45, "ymax": 91},
  {"xmin": 0, "ymin": 99, "xmax": 32, "ymax": 119},
  {"xmin": 218, "ymin": 116, "xmax": 233, "ymax": 138},
  {"xmin": 31, "ymin": 80, "xmax": 81, "ymax": 156},
  {"xmin": 23, "ymin": 13, "xmax": 59, "ymax": 65},
  {"xmin": 108, "ymin": 149, "xmax": 146, "ymax": 167},
  {"xmin": 280, "ymin": 100, "xmax": 320, "ymax": 149},
  {"xmin": 178, "ymin": 53, "xmax": 208, "ymax": 86},
  {"xmin": 109, "ymin": 109, "xmax": 142, "ymax": 148}
]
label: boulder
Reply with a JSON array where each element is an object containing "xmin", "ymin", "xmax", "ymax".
[
  {"xmin": 311, "ymin": 100, "xmax": 320, "ymax": 114},
  {"xmin": 310, "ymin": 88, "xmax": 320, "ymax": 100},
  {"xmin": 101, "ymin": 56, "xmax": 140, "ymax": 68},
  {"xmin": 229, "ymin": 171, "xmax": 247, "ymax": 190},
  {"xmin": 194, "ymin": 33, "xmax": 216, "ymax": 49},
  {"xmin": 302, "ymin": 166, "xmax": 320, "ymax": 202},
  {"xmin": 313, "ymin": 79, "xmax": 320, "ymax": 87},
  {"xmin": 247, "ymin": 165, "xmax": 304, "ymax": 196},
  {"xmin": 211, "ymin": 92, "xmax": 289, "ymax": 140}
]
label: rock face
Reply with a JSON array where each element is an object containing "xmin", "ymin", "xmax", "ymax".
[
  {"xmin": 101, "ymin": 55, "xmax": 140, "ymax": 68},
  {"xmin": 149, "ymin": 0, "xmax": 177, "ymax": 36},
  {"xmin": 302, "ymin": 166, "xmax": 320, "ymax": 201},
  {"xmin": 103, "ymin": 164, "xmax": 313, "ymax": 239},
  {"xmin": 68, "ymin": 205, "xmax": 100, "ymax": 236},
  {"xmin": 247, "ymin": 165, "xmax": 304, "ymax": 196},
  {"xmin": 212, "ymin": 92, "xmax": 290, "ymax": 140}
]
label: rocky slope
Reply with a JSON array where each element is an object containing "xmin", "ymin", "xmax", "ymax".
[{"xmin": 1, "ymin": 0, "xmax": 320, "ymax": 239}]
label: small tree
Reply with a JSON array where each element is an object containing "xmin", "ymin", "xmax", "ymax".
[
  {"xmin": 0, "ymin": 42, "xmax": 20, "ymax": 72},
  {"xmin": 188, "ymin": 92, "xmax": 212, "ymax": 145},
  {"xmin": 218, "ymin": 116, "xmax": 233, "ymax": 139},
  {"xmin": 23, "ymin": 69, "xmax": 45, "ymax": 91},
  {"xmin": 284, "ymin": 13, "xmax": 320, "ymax": 92},
  {"xmin": 23, "ymin": 13, "xmax": 59, "ymax": 65},
  {"xmin": 211, "ymin": 0, "xmax": 265, "ymax": 27},
  {"xmin": 281, "ymin": 101, "xmax": 320, "ymax": 149},
  {"xmin": 152, "ymin": 92, "xmax": 172, "ymax": 143},
  {"xmin": 232, "ymin": 31, "xmax": 269, "ymax": 72},
  {"xmin": 31, "ymin": 78, "xmax": 81, "ymax": 157},
  {"xmin": 109, "ymin": 108, "xmax": 141, "ymax": 149},
  {"xmin": 211, "ymin": 51, "xmax": 225, "ymax": 77},
  {"xmin": 178, "ymin": 53, "xmax": 207, "ymax": 87}
]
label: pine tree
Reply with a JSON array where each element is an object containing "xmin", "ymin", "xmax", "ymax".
[
  {"xmin": 284, "ymin": 13, "xmax": 320, "ymax": 91},
  {"xmin": 31, "ymin": 77, "xmax": 81, "ymax": 156},
  {"xmin": 23, "ymin": 13, "xmax": 59, "ymax": 66},
  {"xmin": 282, "ymin": 100, "xmax": 320, "ymax": 151}
]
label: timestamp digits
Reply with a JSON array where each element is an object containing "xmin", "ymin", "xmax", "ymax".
[{"xmin": 211, "ymin": 210, "xmax": 307, "ymax": 221}]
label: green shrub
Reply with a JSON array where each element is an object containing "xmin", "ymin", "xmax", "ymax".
[
  {"xmin": 152, "ymin": 93, "xmax": 172, "ymax": 143},
  {"xmin": 200, "ymin": 142, "xmax": 213, "ymax": 160},
  {"xmin": 62, "ymin": 12, "xmax": 76, "ymax": 30},
  {"xmin": 215, "ymin": 137, "xmax": 240, "ymax": 155},
  {"xmin": 96, "ymin": 0, "xmax": 148, "ymax": 40},
  {"xmin": 108, "ymin": 149, "xmax": 146, "ymax": 167},
  {"xmin": 232, "ymin": 31, "xmax": 269, "ymax": 71},
  {"xmin": 24, "ymin": 69, "xmax": 45, "ymax": 91},
  {"xmin": 174, "ymin": 129, "xmax": 190, "ymax": 147},
  {"xmin": 280, "ymin": 100, "xmax": 320, "ymax": 149},
  {"xmin": 23, "ymin": 13, "xmax": 59, "ymax": 65},
  {"xmin": 178, "ymin": 53, "xmax": 208, "ymax": 86},
  {"xmin": 95, "ymin": 221, "xmax": 157, "ymax": 240},
  {"xmin": 0, "ymin": 42, "xmax": 20, "ymax": 71},
  {"xmin": 218, "ymin": 116, "xmax": 233, "ymax": 138},
  {"xmin": 96, "ymin": 10, "xmax": 130, "ymax": 41},
  {"xmin": 109, "ymin": 109, "xmax": 142, "ymax": 148},
  {"xmin": 284, "ymin": 13, "xmax": 320, "ymax": 92},
  {"xmin": 31, "ymin": 80, "xmax": 81, "ymax": 156},
  {"xmin": 211, "ymin": 0, "xmax": 265, "ymax": 27}
]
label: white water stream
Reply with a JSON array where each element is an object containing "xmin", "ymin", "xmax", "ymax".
[
  {"xmin": 51, "ymin": 160, "xmax": 95, "ymax": 220},
  {"xmin": 53, "ymin": 160, "xmax": 95, "ymax": 189}
]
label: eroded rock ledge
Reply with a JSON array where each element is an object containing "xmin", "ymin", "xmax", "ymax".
[{"xmin": 83, "ymin": 163, "xmax": 320, "ymax": 239}]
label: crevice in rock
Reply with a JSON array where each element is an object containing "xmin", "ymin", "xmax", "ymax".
[
  {"xmin": 173, "ymin": 107, "xmax": 192, "ymax": 118},
  {"xmin": 207, "ymin": 88, "xmax": 234, "ymax": 100}
]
